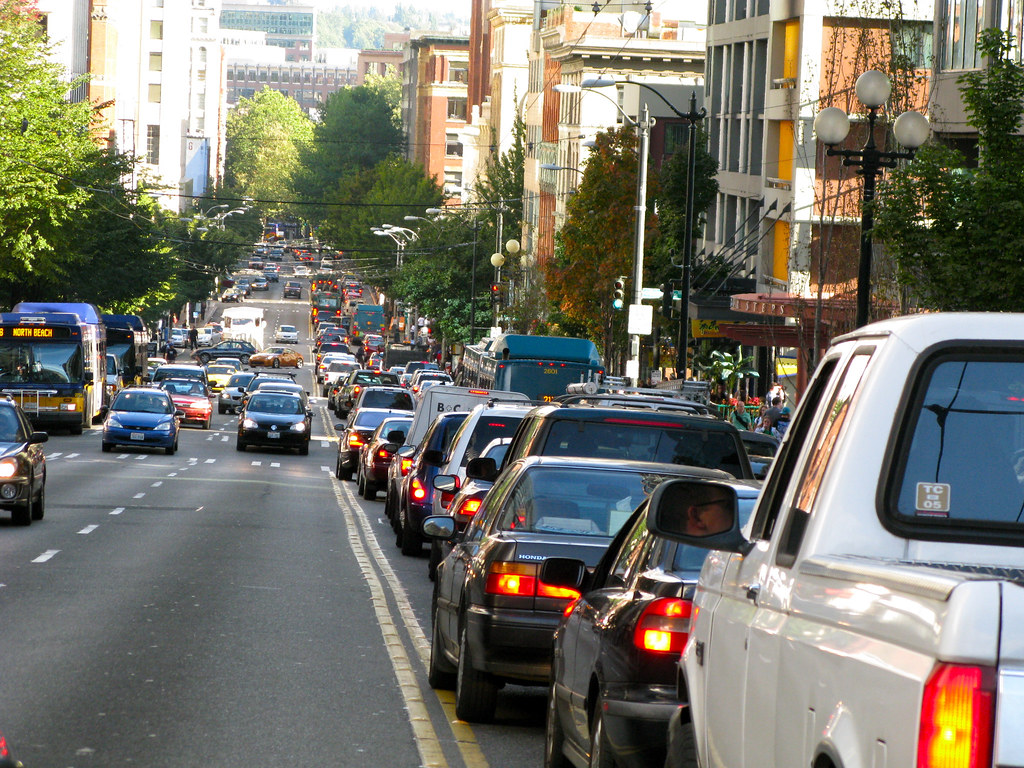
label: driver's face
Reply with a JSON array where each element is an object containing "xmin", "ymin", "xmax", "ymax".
[{"xmin": 685, "ymin": 497, "xmax": 732, "ymax": 536}]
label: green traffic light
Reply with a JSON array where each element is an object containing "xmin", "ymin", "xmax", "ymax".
[{"xmin": 612, "ymin": 298, "xmax": 624, "ymax": 310}]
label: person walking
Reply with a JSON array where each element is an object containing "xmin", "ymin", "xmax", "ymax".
[
  {"xmin": 729, "ymin": 399, "xmax": 753, "ymax": 431},
  {"xmin": 188, "ymin": 326, "xmax": 199, "ymax": 350}
]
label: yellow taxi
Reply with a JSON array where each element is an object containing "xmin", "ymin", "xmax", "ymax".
[{"xmin": 204, "ymin": 364, "xmax": 237, "ymax": 392}]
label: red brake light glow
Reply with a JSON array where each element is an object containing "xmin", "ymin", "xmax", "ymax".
[
  {"xmin": 410, "ymin": 477, "xmax": 427, "ymax": 501},
  {"xmin": 485, "ymin": 562, "xmax": 579, "ymax": 601},
  {"xmin": 917, "ymin": 663, "xmax": 995, "ymax": 768},
  {"xmin": 400, "ymin": 457, "xmax": 414, "ymax": 475},
  {"xmin": 376, "ymin": 448, "xmax": 392, "ymax": 459},
  {"xmin": 468, "ymin": 390, "xmax": 490, "ymax": 395},
  {"xmin": 348, "ymin": 433, "xmax": 364, "ymax": 447},
  {"xmin": 455, "ymin": 497, "xmax": 482, "ymax": 520},
  {"xmin": 634, "ymin": 597, "xmax": 693, "ymax": 654}
]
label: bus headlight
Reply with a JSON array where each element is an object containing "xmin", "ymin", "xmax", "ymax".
[{"xmin": 0, "ymin": 459, "xmax": 18, "ymax": 479}]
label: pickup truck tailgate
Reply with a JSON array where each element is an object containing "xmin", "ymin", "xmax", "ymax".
[{"xmin": 998, "ymin": 581, "xmax": 1024, "ymax": 767}]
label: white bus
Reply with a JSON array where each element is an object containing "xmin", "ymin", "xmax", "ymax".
[{"xmin": 220, "ymin": 307, "xmax": 265, "ymax": 348}]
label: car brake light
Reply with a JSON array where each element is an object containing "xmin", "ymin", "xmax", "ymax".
[
  {"xmin": 440, "ymin": 490, "xmax": 456, "ymax": 509},
  {"xmin": 348, "ymin": 433, "xmax": 364, "ymax": 447},
  {"xmin": 400, "ymin": 457, "xmax": 414, "ymax": 475},
  {"xmin": 485, "ymin": 561, "xmax": 580, "ymax": 601},
  {"xmin": 634, "ymin": 597, "xmax": 692, "ymax": 654},
  {"xmin": 918, "ymin": 663, "xmax": 995, "ymax": 768},
  {"xmin": 377, "ymin": 448, "xmax": 392, "ymax": 459},
  {"xmin": 410, "ymin": 477, "xmax": 428, "ymax": 501},
  {"xmin": 454, "ymin": 497, "xmax": 482, "ymax": 521}
]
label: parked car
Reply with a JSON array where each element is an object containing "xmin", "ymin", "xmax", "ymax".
[
  {"xmin": 237, "ymin": 391, "xmax": 310, "ymax": 454},
  {"xmin": 169, "ymin": 328, "xmax": 188, "ymax": 347},
  {"xmin": 335, "ymin": 408, "xmax": 412, "ymax": 481},
  {"xmin": 157, "ymin": 378, "xmax": 213, "ymax": 429},
  {"xmin": 195, "ymin": 326, "xmax": 222, "ymax": 347},
  {"xmin": 424, "ymin": 456, "xmax": 731, "ymax": 722},
  {"xmin": 0, "ymin": 397, "xmax": 47, "ymax": 525},
  {"xmin": 356, "ymin": 415, "xmax": 414, "ymax": 500},
  {"xmin": 102, "ymin": 386, "xmax": 180, "ymax": 455},
  {"xmin": 275, "ymin": 324, "xmax": 299, "ymax": 344},
  {"xmin": 544, "ymin": 478, "xmax": 758, "ymax": 768},
  {"xmin": 248, "ymin": 346, "xmax": 304, "ymax": 369}
]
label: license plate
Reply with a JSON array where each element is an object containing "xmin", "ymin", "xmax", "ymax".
[
  {"xmin": 130, "ymin": 432, "xmax": 145, "ymax": 441},
  {"xmin": 267, "ymin": 432, "xmax": 280, "ymax": 439}
]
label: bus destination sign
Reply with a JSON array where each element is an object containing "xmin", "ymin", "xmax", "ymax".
[{"xmin": 0, "ymin": 326, "xmax": 72, "ymax": 339}]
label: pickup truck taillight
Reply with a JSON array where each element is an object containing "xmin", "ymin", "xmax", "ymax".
[
  {"xmin": 633, "ymin": 597, "xmax": 692, "ymax": 654},
  {"xmin": 917, "ymin": 663, "xmax": 995, "ymax": 768}
]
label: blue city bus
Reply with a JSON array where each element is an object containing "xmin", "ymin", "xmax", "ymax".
[
  {"xmin": 457, "ymin": 334, "xmax": 605, "ymax": 402},
  {"xmin": 0, "ymin": 308, "xmax": 106, "ymax": 433}
]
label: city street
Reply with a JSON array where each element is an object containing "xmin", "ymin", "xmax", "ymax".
[{"xmin": 0, "ymin": 284, "xmax": 545, "ymax": 767}]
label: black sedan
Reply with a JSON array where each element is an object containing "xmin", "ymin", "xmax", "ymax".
[
  {"xmin": 0, "ymin": 399, "xmax": 47, "ymax": 526},
  {"xmin": 544, "ymin": 478, "xmax": 759, "ymax": 768},
  {"xmin": 193, "ymin": 340, "xmax": 258, "ymax": 365},
  {"xmin": 237, "ymin": 392, "xmax": 311, "ymax": 454},
  {"xmin": 335, "ymin": 407, "xmax": 410, "ymax": 481},
  {"xmin": 424, "ymin": 456, "xmax": 729, "ymax": 723}
]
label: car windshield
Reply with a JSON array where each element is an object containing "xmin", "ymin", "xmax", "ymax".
[
  {"xmin": 497, "ymin": 466, "xmax": 677, "ymax": 537},
  {"xmin": 227, "ymin": 373, "xmax": 255, "ymax": 388},
  {"xmin": 355, "ymin": 410, "xmax": 400, "ymax": 430},
  {"xmin": 113, "ymin": 391, "xmax": 172, "ymax": 414},
  {"xmin": 279, "ymin": 326, "xmax": 296, "ymax": 333},
  {"xmin": 161, "ymin": 381, "xmax": 205, "ymax": 396},
  {"xmin": 353, "ymin": 373, "xmax": 400, "ymax": 386},
  {"xmin": 248, "ymin": 395, "xmax": 303, "ymax": 415},
  {"xmin": 207, "ymin": 366, "xmax": 233, "ymax": 376},
  {"xmin": 361, "ymin": 390, "xmax": 413, "ymax": 410}
]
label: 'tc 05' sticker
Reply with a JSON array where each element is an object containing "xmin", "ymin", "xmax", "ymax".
[{"xmin": 915, "ymin": 482, "xmax": 950, "ymax": 517}]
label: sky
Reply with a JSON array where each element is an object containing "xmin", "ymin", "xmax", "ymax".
[{"xmin": 307, "ymin": 0, "xmax": 472, "ymax": 15}]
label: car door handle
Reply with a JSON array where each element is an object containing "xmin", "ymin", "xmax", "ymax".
[{"xmin": 743, "ymin": 583, "xmax": 760, "ymax": 602}]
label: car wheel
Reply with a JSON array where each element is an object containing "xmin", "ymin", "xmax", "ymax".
[
  {"xmin": 165, "ymin": 442, "xmax": 176, "ymax": 455},
  {"xmin": 544, "ymin": 683, "xmax": 570, "ymax": 768},
  {"xmin": 665, "ymin": 709, "xmax": 700, "ymax": 768},
  {"xmin": 334, "ymin": 457, "xmax": 344, "ymax": 480},
  {"xmin": 203, "ymin": 417, "xmax": 211, "ymax": 430},
  {"xmin": 296, "ymin": 359, "xmax": 303, "ymax": 368},
  {"xmin": 12, "ymin": 481, "xmax": 33, "ymax": 526},
  {"xmin": 101, "ymin": 442, "xmax": 113, "ymax": 452},
  {"xmin": 589, "ymin": 700, "xmax": 615, "ymax": 768},
  {"xmin": 272, "ymin": 359, "xmax": 280, "ymax": 368},
  {"xmin": 362, "ymin": 475, "xmax": 376, "ymax": 500},
  {"xmin": 339, "ymin": 460, "xmax": 353, "ymax": 482},
  {"xmin": 299, "ymin": 441, "xmax": 309, "ymax": 456},
  {"xmin": 455, "ymin": 623, "xmax": 498, "ymax": 723},
  {"xmin": 236, "ymin": 440, "xmax": 246, "ymax": 452},
  {"xmin": 218, "ymin": 404, "xmax": 226, "ymax": 414},
  {"xmin": 198, "ymin": 353, "xmax": 210, "ymax": 364},
  {"xmin": 240, "ymin": 355, "xmax": 250, "ymax": 365},
  {"xmin": 356, "ymin": 466, "xmax": 365, "ymax": 494},
  {"xmin": 70, "ymin": 423, "xmax": 83, "ymax": 435},
  {"xmin": 428, "ymin": 608, "xmax": 456, "ymax": 690},
  {"xmin": 32, "ymin": 483, "xmax": 44, "ymax": 521},
  {"xmin": 428, "ymin": 540, "xmax": 442, "ymax": 581},
  {"xmin": 400, "ymin": 505, "xmax": 423, "ymax": 556}
]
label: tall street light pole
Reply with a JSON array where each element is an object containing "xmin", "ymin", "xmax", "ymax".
[
  {"xmin": 679, "ymin": 91, "xmax": 707, "ymax": 380},
  {"xmin": 813, "ymin": 70, "xmax": 929, "ymax": 327}
]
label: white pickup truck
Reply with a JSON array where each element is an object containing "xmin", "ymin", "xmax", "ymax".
[{"xmin": 648, "ymin": 313, "xmax": 1024, "ymax": 768}]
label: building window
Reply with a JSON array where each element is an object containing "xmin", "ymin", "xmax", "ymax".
[
  {"xmin": 281, "ymin": 71, "xmax": 290, "ymax": 82},
  {"xmin": 942, "ymin": 0, "xmax": 985, "ymax": 69},
  {"xmin": 446, "ymin": 132, "xmax": 463, "ymax": 156},
  {"xmin": 150, "ymin": 21, "xmax": 163, "ymax": 39},
  {"xmin": 450, "ymin": 61, "xmax": 469, "ymax": 83},
  {"xmin": 447, "ymin": 97, "xmax": 467, "ymax": 121},
  {"xmin": 194, "ymin": 17, "xmax": 208, "ymax": 34},
  {"xmin": 146, "ymin": 125, "xmax": 160, "ymax": 164},
  {"xmin": 270, "ymin": 72, "xmax": 278, "ymax": 82},
  {"xmin": 280, "ymin": 89, "xmax": 289, "ymax": 97},
  {"xmin": 199, "ymin": 47, "xmax": 207, "ymax": 64},
  {"xmin": 893, "ymin": 21, "xmax": 933, "ymax": 69},
  {"xmin": 149, "ymin": 53, "xmax": 162, "ymax": 71},
  {"xmin": 148, "ymin": 84, "xmax": 161, "ymax": 103}
]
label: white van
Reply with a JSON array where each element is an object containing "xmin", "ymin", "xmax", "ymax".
[{"xmin": 406, "ymin": 385, "xmax": 530, "ymax": 448}]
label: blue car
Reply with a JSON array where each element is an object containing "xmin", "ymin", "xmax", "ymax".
[{"xmin": 102, "ymin": 387, "xmax": 181, "ymax": 454}]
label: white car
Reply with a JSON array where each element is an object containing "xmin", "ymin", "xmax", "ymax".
[
  {"xmin": 316, "ymin": 352, "xmax": 356, "ymax": 383},
  {"xmin": 293, "ymin": 265, "xmax": 310, "ymax": 277},
  {"xmin": 196, "ymin": 326, "xmax": 222, "ymax": 347},
  {"xmin": 275, "ymin": 324, "xmax": 299, "ymax": 344}
]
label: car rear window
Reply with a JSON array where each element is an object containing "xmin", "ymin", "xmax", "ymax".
[
  {"xmin": 227, "ymin": 373, "xmax": 255, "ymax": 388},
  {"xmin": 361, "ymin": 390, "xmax": 413, "ymax": 410},
  {"xmin": 464, "ymin": 416, "xmax": 523, "ymax": 465},
  {"xmin": 541, "ymin": 419, "xmax": 745, "ymax": 477}
]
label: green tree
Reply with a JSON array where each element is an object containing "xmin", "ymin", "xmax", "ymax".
[
  {"xmin": 875, "ymin": 29, "xmax": 1024, "ymax": 311},
  {"xmin": 224, "ymin": 89, "xmax": 313, "ymax": 222},
  {"xmin": 699, "ymin": 349, "xmax": 759, "ymax": 396}
]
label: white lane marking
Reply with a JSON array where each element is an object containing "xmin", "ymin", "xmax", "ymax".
[
  {"xmin": 32, "ymin": 550, "xmax": 60, "ymax": 563},
  {"xmin": 48, "ymin": 452, "xmax": 63, "ymax": 459},
  {"xmin": 110, "ymin": 507, "xmax": 124, "ymax": 515},
  {"xmin": 187, "ymin": 457, "xmax": 198, "ymax": 463},
  {"xmin": 77, "ymin": 525, "xmax": 98, "ymax": 534},
  {"xmin": 134, "ymin": 456, "xmax": 146, "ymax": 461},
  {"xmin": 151, "ymin": 481, "xmax": 162, "ymax": 487},
  {"xmin": 204, "ymin": 458, "xmax": 216, "ymax": 464},
  {"xmin": 250, "ymin": 461, "xmax": 262, "ymax": 466},
  {"xmin": 206, "ymin": 435, "xmax": 215, "ymax": 441},
  {"xmin": 221, "ymin": 436, "xmax": 229, "ymax": 442},
  {"xmin": 270, "ymin": 462, "xmax": 280, "ymax": 468},
  {"xmin": 66, "ymin": 452, "xmax": 79, "ymax": 459},
  {"xmin": 321, "ymin": 466, "xmax": 330, "ymax": 472},
  {"xmin": 118, "ymin": 454, "xmax": 129, "ymax": 459},
  {"xmin": 167, "ymin": 472, "xmax": 177, "ymax": 477},
  {"xmin": 133, "ymin": 492, "xmax": 145, "ymax": 499},
  {"xmin": 321, "ymin": 441, "xmax": 329, "ymax": 447}
]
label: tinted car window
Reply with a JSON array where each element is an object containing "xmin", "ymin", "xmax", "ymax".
[
  {"xmin": 542, "ymin": 420, "xmax": 744, "ymax": 476},
  {"xmin": 248, "ymin": 395, "xmax": 303, "ymax": 414},
  {"xmin": 361, "ymin": 390, "xmax": 413, "ymax": 410},
  {"xmin": 495, "ymin": 467, "xmax": 673, "ymax": 537},
  {"xmin": 353, "ymin": 372, "xmax": 400, "ymax": 386},
  {"xmin": 112, "ymin": 391, "xmax": 172, "ymax": 414},
  {"xmin": 463, "ymin": 417, "xmax": 523, "ymax": 464},
  {"xmin": 227, "ymin": 372, "xmax": 255, "ymax": 388},
  {"xmin": 354, "ymin": 410, "xmax": 401, "ymax": 431}
]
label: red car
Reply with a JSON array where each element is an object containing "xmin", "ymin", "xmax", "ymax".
[
  {"xmin": 158, "ymin": 379, "xmax": 212, "ymax": 429},
  {"xmin": 356, "ymin": 415, "xmax": 413, "ymax": 500}
]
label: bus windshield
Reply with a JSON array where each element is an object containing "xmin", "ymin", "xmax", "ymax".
[
  {"xmin": 499, "ymin": 362, "xmax": 597, "ymax": 402},
  {"xmin": 0, "ymin": 341, "xmax": 84, "ymax": 384}
]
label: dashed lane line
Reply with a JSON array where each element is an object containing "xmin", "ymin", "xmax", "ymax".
[
  {"xmin": 110, "ymin": 507, "xmax": 124, "ymax": 515},
  {"xmin": 77, "ymin": 525, "xmax": 98, "ymax": 535},
  {"xmin": 31, "ymin": 550, "xmax": 60, "ymax": 563}
]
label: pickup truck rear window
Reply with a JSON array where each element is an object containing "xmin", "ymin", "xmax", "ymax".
[{"xmin": 894, "ymin": 356, "xmax": 1024, "ymax": 529}]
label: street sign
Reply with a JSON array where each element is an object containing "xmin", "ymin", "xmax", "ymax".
[
  {"xmin": 641, "ymin": 287, "xmax": 663, "ymax": 300},
  {"xmin": 627, "ymin": 304, "xmax": 653, "ymax": 335}
]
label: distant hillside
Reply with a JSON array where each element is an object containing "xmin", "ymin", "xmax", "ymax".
[{"xmin": 316, "ymin": 3, "xmax": 469, "ymax": 50}]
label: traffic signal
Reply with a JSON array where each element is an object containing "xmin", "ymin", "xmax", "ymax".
[
  {"xmin": 612, "ymin": 276, "xmax": 626, "ymax": 310},
  {"xmin": 490, "ymin": 282, "xmax": 502, "ymax": 306},
  {"xmin": 661, "ymin": 282, "xmax": 673, "ymax": 318}
]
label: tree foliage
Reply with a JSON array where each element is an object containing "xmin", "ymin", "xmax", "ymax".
[
  {"xmin": 875, "ymin": 29, "xmax": 1024, "ymax": 311},
  {"xmin": 224, "ymin": 89, "xmax": 313, "ymax": 221}
]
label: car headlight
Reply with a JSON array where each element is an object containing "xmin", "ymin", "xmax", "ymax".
[
  {"xmin": 290, "ymin": 421, "xmax": 307, "ymax": 432},
  {"xmin": 0, "ymin": 459, "xmax": 19, "ymax": 479},
  {"xmin": 242, "ymin": 418, "xmax": 258, "ymax": 429},
  {"xmin": 154, "ymin": 417, "xmax": 175, "ymax": 432},
  {"xmin": 106, "ymin": 414, "xmax": 123, "ymax": 429}
]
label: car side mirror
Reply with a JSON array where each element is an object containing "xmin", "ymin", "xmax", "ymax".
[
  {"xmin": 421, "ymin": 515, "xmax": 456, "ymax": 540},
  {"xmin": 28, "ymin": 431, "xmax": 48, "ymax": 444},
  {"xmin": 175, "ymin": 409, "xmax": 185, "ymax": 417},
  {"xmin": 466, "ymin": 456, "xmax": 497, "ymax": 482},
  {"xmin": 646, "ymin": 479, "xmax": 752, "ymax": 555},
  {"xmin": 396, "ymin": 445, "xmax": 416, "ymax": 457},
  {"xmin": 539, "ymin": 557, "xmax": 587, "ymax": 592},
  {"xmin": 433, "ymin": 474, "xmax": 458, "ymax": 492}
]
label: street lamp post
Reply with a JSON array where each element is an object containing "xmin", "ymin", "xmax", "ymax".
[
  {"xmin": 679, "ymin": 91, "xmax": 707, "ymax": 380},
  {"xmin": 813, "ymin": 70, "xmax": 930, "ymax": 327}
]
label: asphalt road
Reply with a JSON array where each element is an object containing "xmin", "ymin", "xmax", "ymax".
[{"xmin": 0, "ymin": 272, "xmax": 545, "ymax": 768}]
